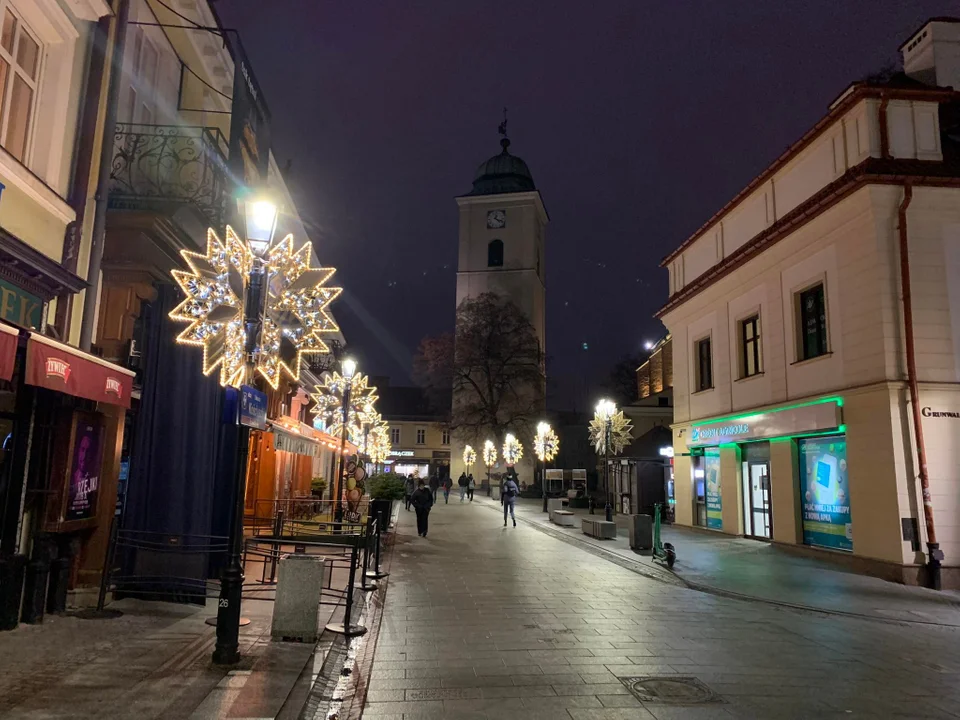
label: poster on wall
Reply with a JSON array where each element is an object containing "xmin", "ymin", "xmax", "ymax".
[
  {"xmin": 704, "ymin": 448, "xmax": 722, "ymax": 529},
  {"xmin": 66, "ymin": 420, "xmax": 104, "ymax": 521},
  {"xmin": 799, "ymin": 435, "xmax": 851, "ymax": 552}
]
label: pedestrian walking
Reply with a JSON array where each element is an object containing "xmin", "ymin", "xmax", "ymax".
[
  {"xmin": 404, "ymin": 475, "xmax": 416, "ymax": 511},
  {"xmin": 457, "ymin": 472, "xmax": 468, "ymax": 503},
  {"xmin": 442, "ymin": 475, "xmax": 452, "ymax": 504},
  {"xmin": 411, "ymin": 479, "xmax": 433, "ymax": 537},
  {"xmin": 429, "ymin": 472, "xmax": 440, "ymax": 503},
  {"xmin": 467, "ymin": 474, "xmax": 475, "ymax": 502},
  {"xmin": 502, "ymin": 471, "xmax": 520, "ymax": 527}
]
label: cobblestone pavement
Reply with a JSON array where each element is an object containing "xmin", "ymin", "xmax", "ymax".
[{"xmin": 363, "ymin": 499, "xmax": 960, "ymax": 720}]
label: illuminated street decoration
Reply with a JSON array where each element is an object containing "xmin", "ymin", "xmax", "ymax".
[
  {"xmin": 463, "ymin": 445, "xmax": 477, "ymax": 468},
  {"xmin": 169, "ymin": 226, "xmax": 342, "ymax": 389},
  {"xmin": 310, "ymin": 372, "xmax": 378, "ymax": 444},
  {"xmin": 502, "ymin": 433, "xmax": 523, "ymax": 465},
  {"xmin": 589, "ymin": 403, "xmax": 633, "ymax": 455},
  {"xmin": 483, "ymin": 440, "xmax": 497, "ymax": 467},
  {"xmin": 533, "ymin": 422, "xmax": 559, "ymax": 463},
  {"xmin": 368, "ymin": 424, "xmax": 391, "ymax": 465}
]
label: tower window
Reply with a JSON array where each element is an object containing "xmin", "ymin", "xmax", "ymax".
[{"xmin": 487, "ymin": 239, "xmax": 503, "ymax": 267}]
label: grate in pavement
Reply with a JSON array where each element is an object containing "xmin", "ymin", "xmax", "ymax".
[{"xmin": 619, "ymin": 676, "xmax": 723, "ymax": 705}]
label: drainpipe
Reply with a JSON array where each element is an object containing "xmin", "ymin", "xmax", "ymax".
[
  {"xmin": 78, "ymin": 0, "xmax": 130, "ymax": 352},
  {"xmin": 898, "ymin": 182, "xmax": 942, "ymax": 590},
  {"xmin": 54, "ymin": 11, "xmax": 112, "ymax": 340}
]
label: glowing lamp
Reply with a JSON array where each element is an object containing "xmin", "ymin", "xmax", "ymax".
[
  {"xmin": 241, "ymin": 195, "xmax": 279, "ymax": 256},
  {"xmin": 342, "ymin": 357, "xmax": 357, "ymax": 380}
]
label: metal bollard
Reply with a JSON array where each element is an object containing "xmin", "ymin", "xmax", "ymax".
[
  {"xmin": 358, "ymin": 516, "xmax": 378, "ymax": 591},
  {"xmin": 269, "ymin": 510, "xmax": 285, "ymax": 582},
  {"xmin": 367, "ymin": 516, "xmax": 389, "ymax": 581},
  {"xmin": 325, "ymin": 531, "xmax": 367, "ymax": 637}
]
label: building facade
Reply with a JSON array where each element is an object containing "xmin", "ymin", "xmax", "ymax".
[
  {"xmin": 377, "ymin": 381, "xmax": 451, "ymax": 480},
  {"xmin": 659, "ymin": 18, "xmax": 960, "ymax": 586},
  {"xmin": 450, "ymin": 130, "xmax": 548, "ymax": 484}
]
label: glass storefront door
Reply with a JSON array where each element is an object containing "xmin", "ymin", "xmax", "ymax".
[{"xmin": 741, "ymin": 442, "xmax": 772, "ymax": 540}]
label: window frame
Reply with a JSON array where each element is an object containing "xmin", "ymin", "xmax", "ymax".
[
  {"xmin": 739, "ymin": 313, "xmax": 762, "ymax": 379},
  {"xmin": 0, "ymin": 3, "xmax": 43, "ymax": 164},
  {"xmin": 416, "ymin": 428, "xmax": 426, "ymax": 445},
  {"xmin": 796, "ymin": 282, "xmax": 829, "ymax": 361},
  {"xmin": 694, "ymin": 335, "xmax": 713, "ymax": 393},
  {"xmin": 390, "ymin": 427, "xmax": 400, "ymax": 445},
  {"xmin": 441, "ymin": 429, "xmax": 450, "ymax": 445},
  {"xmin": 487, "ymin": 238, "xmax": 504, "ymax": 267}
]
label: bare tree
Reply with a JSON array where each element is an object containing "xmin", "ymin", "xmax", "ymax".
[{"xmin": 414, "ymin": 293, "xmax": 544, "ymax": 444}]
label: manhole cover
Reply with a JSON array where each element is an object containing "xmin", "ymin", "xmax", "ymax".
[{"xmin": 620, "ymin": 676, "xmax": 722, "ymax": 705}]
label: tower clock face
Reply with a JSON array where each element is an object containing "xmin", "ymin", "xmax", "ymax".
[{"xmin": 486, "ymin": 210, "xmax": 506, "ymax": 229}]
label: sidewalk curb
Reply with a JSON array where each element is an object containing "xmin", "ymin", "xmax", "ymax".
[{"xmin": 486, "ymin": 499, "xmax": 960, "ymax": 629}]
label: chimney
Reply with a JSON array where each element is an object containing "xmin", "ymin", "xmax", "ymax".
[{"xmin": 901, "ymin": 18, "xmax": 960, "ymax": 89}]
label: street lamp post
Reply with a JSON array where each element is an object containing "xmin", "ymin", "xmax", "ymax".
[
  {"xmin": 534, "ymin": 422, "xmax": 558, "ymax": 513},
  {"xmin": 483, "ymin": 440, "xmax": 497, "ymax": 497},
  {"xmin": 593, "ymin": 400, "xmax": 617, "ymax": 524},
  {"xmin": 213, "ymin": 195, "xmax": 278, "ymax": 666},
  {"xmin": 334, "ymin": 358, "xmax": 357, "ymax": 525}
]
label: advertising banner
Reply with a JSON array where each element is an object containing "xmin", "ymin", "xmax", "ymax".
[
  {"xmin": 799, "ymin": 435, "xmax": 851, "ymax": 551},
  {"xmin": 66, "ymin": 419, "xmax": 104, "ymax": 521},
  {"xmin": 704, "ymin": 448, "xmax": 722, "ymax": 529},
  {"xmin": 26, "ymin": 335, "xmax": 133, "ymax": 408}
]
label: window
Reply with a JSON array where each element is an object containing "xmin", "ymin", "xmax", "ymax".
[
  {"xmin": 487, "ymin": 239, "xmax": 503, "ymax": 267},
  {"xmin": 695, "ymin": 336, "xmax": 713, "ymax": 392},
  {"xmin": 0, "ymin": 8, "xmax": 40, "ymax": 162},
  {"xmin": 441, "ymin": 429, "xmax": 450, "ymax": 445},
  {"xmin": 797, "ymin": 284, "xmax": 828, "ymax": 360},
  {"xmin": 740, "ymin": 315, "xmax": 761, "ymax": 378},
  {"xmin": 416, "ymin": 428, "xmax": 426, "ymax": 445},
  {"xmin": 390, "ymin": 427, "xmax": 400, "ymax": 444}
]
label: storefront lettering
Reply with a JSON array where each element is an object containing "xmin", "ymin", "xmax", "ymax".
[
  {"xmin": 105, "ymin": 377, "xmax": 123, "ymax": 398},
  {"xmin": 921, "ymin": 407, "xmax": 960, "ymax": 419},
  {"xmin": 691, "ymin": 423, "xmax": 750, "ymax": 443},
  {"xmin": 45, "ymin": 357, "xmax": 71, "ymax": 382},
  {"xmin": 0, "ymin": 280, "xmax": 43, "ymax": 329}
]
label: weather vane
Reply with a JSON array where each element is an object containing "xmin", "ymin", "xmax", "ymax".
[{"xmin": 498, "ymin": 106, "xmax": 508, "ymax": 137}]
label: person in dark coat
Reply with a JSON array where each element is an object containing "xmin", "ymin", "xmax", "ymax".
[
  {"xmin": 442, "ymin": 475, "xmax": 453, "ymax": 504},
  {"xmin": 411, "ymin": 479, "xmax": 434, "ymax": 537},
  {"xmin": 429, "ymin": 472, "xmax": 440, "ymax": 503},
  {"xmin": 501, "ymin": 470, "xmax": 520, "ymax": 527},
  {"xmin": 457, "ymin": 472, "xmax": 468, "ymax": 503},
  {"xmin": 467, "ymin": 474, "xmax": 475, "ymax": 502},
  {"xmin": 404, "ymin": 475, "xmax": 416, "ymax": 511}
]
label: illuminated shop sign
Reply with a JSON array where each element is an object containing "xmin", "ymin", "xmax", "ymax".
[
  {"xmin": 390, "ymin": 450, "xmax": 415, "ymax": 457},
  {"xmin": 686, "ymin": 399, "xmax": 843, "ymax": 448}
]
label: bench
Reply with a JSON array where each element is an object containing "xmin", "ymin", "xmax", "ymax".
[
  {"xmin": 581, "ymin": 518, "xmax": 617, "ymax": 539},
  {"xmin": 553, "ymin": 510, "xmax": 575, "ymax": 527}
]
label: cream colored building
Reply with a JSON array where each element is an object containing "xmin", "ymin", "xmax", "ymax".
[{"xmin": 659, "ymin": 18, "xmax": 960, "ymax": 587}]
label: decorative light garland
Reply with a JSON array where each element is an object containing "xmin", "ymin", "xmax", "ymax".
[
  {"xmin": 502, "ymin": 433, "xmax": 523, "ymax": 465},
  {"xmin": 463, "ymin": 445, "xmax": 477, "ymax": 468},
  {"xmin": 169, "ymin": 226, "xmax": 342, "ymax": 388}
]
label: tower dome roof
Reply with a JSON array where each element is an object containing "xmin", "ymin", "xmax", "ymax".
[{"xmin": 468, "ymin": 137, "xmax": 536, "ymax": 196}]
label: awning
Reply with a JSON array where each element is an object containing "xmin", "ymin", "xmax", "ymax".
[
  {"xmin": 271, "ymin": 423, "xmax": 322, "ymax": 457},
  {"xmin": 26, "ymin": 333, "xmax": 135, "ymax": 409},
  {"xmin": 0, "ymin": 322, "xmax": 16, "ymax": 381}
]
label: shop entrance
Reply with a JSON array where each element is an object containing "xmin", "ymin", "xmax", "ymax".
[{"xmin": 741, "ymin": 442, "xmax": 772, "ymax": 540}]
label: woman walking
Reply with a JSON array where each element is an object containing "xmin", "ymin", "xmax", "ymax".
[
  {"xmin": 458, "ymin": 472, "xmax": 468, "ymax": 503},
  {"xmin": 467, "ymin": 474, "xmax": 475, "ymax": 502},
  {"xmin": 502, "ymin": 471, "xmax": 520, "ymax": 527},
  {"xmin": 411, "ymin": 479, "xmax": 433, "ymax": 537}
]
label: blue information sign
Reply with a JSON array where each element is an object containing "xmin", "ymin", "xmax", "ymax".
[{"xmin": 239, "ymin": 385, "xmax": 267, "ymax": 430}]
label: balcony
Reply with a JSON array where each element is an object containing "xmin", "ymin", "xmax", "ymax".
[{"xmin": 108, "ymin": 123, "xmax": 230, "ymax": 231}]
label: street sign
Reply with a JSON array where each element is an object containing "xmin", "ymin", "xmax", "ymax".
[{"xmin": 239, "ymin": 385, "xmax": 267, "ymax": 430}]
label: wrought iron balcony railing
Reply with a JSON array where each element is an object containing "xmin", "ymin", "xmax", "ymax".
[{"xmin": 108, "ymin": 123, "xmax": 231, "ymax": 230}]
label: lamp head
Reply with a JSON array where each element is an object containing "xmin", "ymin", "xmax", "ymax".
[
  {"xmin": 596, "ymin": 399, "xmax": 616, "ymax": 419},
  {"xmin": 239, "ymin": 190, "xmax": 279, "ymax": 257},
  {"xmin": 537, "ymin": 421, "xmax": 550, "ymax": 435},
  {"xmin": 342, "ymin": 357, "xmax": 357, "ymax": 379}
]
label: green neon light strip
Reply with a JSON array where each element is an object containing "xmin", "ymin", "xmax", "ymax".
[{"xmin": 690, "ymin": 396, "xmax": 843, "ymax": 428}]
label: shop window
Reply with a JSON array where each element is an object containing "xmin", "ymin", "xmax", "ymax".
[
  {"xmin": 487, "ymin": 239, "xmax": 503, "ymax": 267},
  {"xmin": 798, "ymin": 435, "xmax": 850, "ymax": 551},
  {"xmin": 390, "ymin": 427, "xmax": 400, "ymax": 444},
  {"xmin": 441, "ymin": 429, "xmax": 450, "ymax": 445},
  {"xmin": 694, "ymin": 336, "xmax": 712, "ymax": 392},
  {"xmin": 0, "ymin": 6, "xmax": 42, "ymax": 162},
  {"xmin": 797, "ymin": 283, "xmax": 828, "ymax": 360},
  {"xmin": 740, "ymin": 314, "xmax": 761, "ymax": 378},
  {"xmin": 416, "ymin": 428, "xmax": 426, "ymax": 445}
]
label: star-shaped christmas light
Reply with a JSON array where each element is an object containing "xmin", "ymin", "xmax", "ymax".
[
  {"xmin": 533, "ymin": 422, "xmax": 559, "ymax": 463},
  {"xmin": 169, "ymin": 226, "xmax": 342, "ymax": 389},
  {"xmin": 502, "ymin": 433, "xmax": 523, "ymax": 466},
  {"xmin": 368, "ymin": 424, "xmax": 391, "ymax": 464},
  {"xmin": 483, "ymin": 440, "xmax": 497, "ymax": 467},
  {"xmin": 310, "ymin": 372, "xmax": 378, "ymax": 444},
  {"xmin": 589, "ymin": 407, "xmax": 633, "ymax": 456},
  {"xmin": 463, "ymin": 445, "xmax": 477, "ymax": 468}
]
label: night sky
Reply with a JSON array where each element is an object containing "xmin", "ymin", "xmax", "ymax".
[{"xmin": 217, "ymin": 1, "xmax": 951, "ymax": 408}]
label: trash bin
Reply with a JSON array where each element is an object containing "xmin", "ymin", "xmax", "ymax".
[
  {"xmin": 271, "ymin": 554, "xmax": 327, "ymax": 643},
  {"xmin": 629, "ymin": 514, "xmax": 653, "ymax": 551},
  {"xmin": 0, "ymin": 554, "xmax": 26, "ymax": 630},
  {"xmin": 46, "ymin": 554, "xmax": 72, "ymax": 614},
  {"xmin": 491, "ymin": 485, "xmax": 501, "ymax": 501}
]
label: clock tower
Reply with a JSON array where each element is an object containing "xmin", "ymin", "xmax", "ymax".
[{"xmin": 451, "ymin": 128, "xmax": 548, "ymax": 484}]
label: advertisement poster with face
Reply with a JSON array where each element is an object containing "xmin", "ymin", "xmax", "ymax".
[
  {"xmin": 800, "ymin": 436, "xmax": 851, "ymax": 551},
  {"xmin": 66, "ymin": 420, "xmax": 104, "ymax": 521},
  {"xmin": 704, "ymin": 448, "xmax": 722, "ymax": 529}
]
